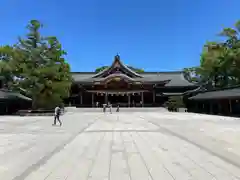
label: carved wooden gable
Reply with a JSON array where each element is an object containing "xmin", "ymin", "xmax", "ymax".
[{"xmin": 94, "ymin": 55, "xmax": 142, "ymax": 78}]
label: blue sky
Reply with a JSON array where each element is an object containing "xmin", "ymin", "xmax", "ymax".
[{"xmin": 1, "ymin": 0, "xmax": 240, "ymax": 72}]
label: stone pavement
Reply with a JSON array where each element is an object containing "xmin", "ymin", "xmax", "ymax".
[{"xmin": 0, "ymin": 111, "xmax": 240, "ymax": 180}]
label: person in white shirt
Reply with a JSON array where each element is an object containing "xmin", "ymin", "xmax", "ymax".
[{"xmin": 53, "ymin": 106, "xmax": 62, "ymax": 126}]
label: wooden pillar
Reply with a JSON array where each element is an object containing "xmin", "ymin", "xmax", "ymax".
[
  {"xmin": 217, "ymin": 101, "xmax": 221, "ymax": 115},
  {"xmin": 153, "ymin": 90, "xmax": 155, "ymax": 103},
  {"xmin": 91, "ymin": 93, "xmax": 94, "ymax": 107},
  {"xmin": 195, "ymin": 102, "xmax": 198, "ymax": 113},
  {"xmin": 229, "ymin": 99, "xmax": 232, "ymax": 114},
  {"xmin": 202, "ymin": 103, "xmax": 205, "ymax": 113},
  {"xmin": 105, "ymin": 93, "xmax": 108, "ymax": 104},
  {"xmin": 128, "ymin": 94, "xmax": 131, "ymax": 107},
  {"xmin": 209, "ymin": 102, "xmax": 212, "ymax": 114},
  {"xmin": 141, "ymin": 92, "xmax": 144, "ymax": 107},
  {"xmin": 80, "ymin": 92, "xmax": 82, "ymax": 105}
]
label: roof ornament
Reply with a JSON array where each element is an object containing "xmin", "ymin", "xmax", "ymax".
[{"xmin": 115, "ymin": 53, "xmax": 120, "ymax": 60}]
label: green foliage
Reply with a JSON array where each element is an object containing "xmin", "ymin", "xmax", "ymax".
[
  {"xmin": 164, "ymin": 96, "xmax": 185, "ymax": 111},
  {"xmin": 95, "ymin": 66, "xmax": 108, "ymax": 73},
  {"xmin": 184, "ymin": 20, "xmax": 240, "ymax": 89},
  {"xmin": 0, "ymin": 46, "xmax": 15, "ymax": 87},
  {"xmin": 127, "ymin": 66, "xmax": 144, "ymax": 73},
  {"xmin": 0, "ymin": 20, "xmax": 72, "ymax": 109},
  {"xmin": 95, "ymin": 65, "xmax": 144, "ymax": 73}
]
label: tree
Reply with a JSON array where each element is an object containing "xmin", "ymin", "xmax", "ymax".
[
  {"xmin": 164, "ymin": 96, "xmax": 185, "ymax": 111},
  {"xmin": 127, "ymin": 66, "xmax": 144, "ymax": 73},
  {"xmin": 0, "ymin": 45, "xmax": 26, "ymax": 89},
  {"xmin": 95, "ymin": 65, "xmax": 144, "ymax": 73},
  {"xmin": 0, "ymin": 46, "xmax": 15, "ymax": 88},
  {"xmin": 2, "ymin": 20, "xmax": 72, "ymax": 109},
  {"xmin": 95, "ymin": 66, "xmax": 108, "ymax": 73},
  {"xmin": 30, "ymin": 36, "xmax": 72, "ymax": 109},
  {"xmin": 184, "ymin": 20, "xmax": 240, "ymax": 89}
]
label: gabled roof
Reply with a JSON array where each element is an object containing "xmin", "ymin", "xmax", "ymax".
[
  {"xmin": 92, "ymin": 55, "xmax": 142, "ymax": 78},
  {"xmin": 71, "ymin": 71, "xmax": 195, "ymax": 87},
  {"xmin": 70, "ymin": 55, "xmax": 196, "ymax": 87}
]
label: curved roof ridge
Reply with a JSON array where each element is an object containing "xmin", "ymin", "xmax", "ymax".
[{"xmin": 92, "ymin": 55, "xmax": 142, "ymax": 78}]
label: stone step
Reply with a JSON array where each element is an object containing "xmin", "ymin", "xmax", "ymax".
[{"xmin": 65, "ymin": 107, "xmax": 168, "ymax": 112}]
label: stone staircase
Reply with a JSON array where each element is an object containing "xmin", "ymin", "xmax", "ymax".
[{"xmin": 65, "ymin": 107, "xmax": 168, "ymax": 113}]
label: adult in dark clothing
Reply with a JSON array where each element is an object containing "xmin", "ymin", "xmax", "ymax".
[
  {"xmin": 116, "ymin": 103, "xmax": 120, "ymax": 112},
  {"xmin": 53, "ymin": 106, "xmax": 62, "ymax": 126},
  {"xmin": 103, "ymin": 104, "xmax": 106, "ymax": 113}
]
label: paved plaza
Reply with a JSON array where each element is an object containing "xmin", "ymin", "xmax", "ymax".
[{"xmin": 0, "ymin": 109, "xmax": 240, "ymax": 179}]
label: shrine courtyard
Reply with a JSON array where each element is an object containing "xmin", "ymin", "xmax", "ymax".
[{"xmin": 0, "ymin": 109, "xmax": 240, "ymax": 180}]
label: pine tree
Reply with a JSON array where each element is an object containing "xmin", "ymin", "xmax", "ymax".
[{"xmin": 14, "ymin": 20, "xmax": 72, "ymax": 109}]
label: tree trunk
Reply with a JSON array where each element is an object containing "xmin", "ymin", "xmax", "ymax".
[{"xmin": 31, "ymin": 97, "xmax": 37, "ymax": 110}]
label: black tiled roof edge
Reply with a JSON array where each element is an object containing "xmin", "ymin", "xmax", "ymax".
[
  {"xmin": 188, "ymin": 85, "xmax": 240, "ymax": 100},
  {"xmin": 198, "ymin": 85, "xmax": 240, "ymax": 93},
  {"xmin": 71, "ymin": 72, "xmax": 96, "ymax": 74},
  {"xmin": 70, "ymin": 71, "xmax": 184, "ymax": 74}
]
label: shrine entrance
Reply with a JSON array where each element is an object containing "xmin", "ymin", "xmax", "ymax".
[
  {"xmin": 82, "ymin": 69, "xmax": 157, "ymax": 107},
  {"xmin": 68, "ymin": 55, "xmax": 193, "ymax": 108},
  {"xmin": 107, "ymin": 94, "xmax": 128, "ymax": 107},
  {"xmin": 90, "ymin": 90, "xmax": 145, "ymax": 107}
]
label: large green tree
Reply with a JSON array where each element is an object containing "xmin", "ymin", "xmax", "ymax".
[
  {"xmin": 0, "ymin": 20, "xmax": 72, "ymax": 109},
  {"xmin": 184, "ymin": 20, "xmax": 240, "ymax": 89}
]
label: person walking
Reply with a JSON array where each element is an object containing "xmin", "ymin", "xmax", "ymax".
[
  {"xmin": 53, "ymin": 106, "xmax": 62, "ymax": 126},
  {"xmin": 108, "ymin": 102, "xmax": 112, "ymax": 114},
  {"xmin": 116, "ymin": 103, "xmax": 120, "ymax": 112},
  {"xmin": 103, "ymin": 104, "xmax": 106, "ymax": 113},
  {"xmin": 109, "ymin": 104, "xmax": 112, "ymax": 114}
]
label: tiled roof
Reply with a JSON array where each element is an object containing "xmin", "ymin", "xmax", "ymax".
[
  {"xmin": 70, "ymin": 55, "xmax": 195, "ymax": 87},
  {"xmin": 189, "ymin": 86, "xmax": 240, "ymax": 100},
  {"xmin": 71, "ymin": 71, "xmax": 195, "ymax": 87}
]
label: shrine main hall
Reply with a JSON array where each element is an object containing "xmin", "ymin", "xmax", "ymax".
[{"xmin": 68, "ymin": 55, "xmax": 198, "ymax": 107}]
